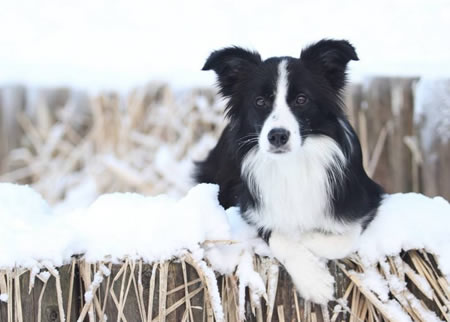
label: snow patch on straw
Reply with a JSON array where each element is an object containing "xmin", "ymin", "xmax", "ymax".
[
  {"xmin": 358, "ymin": 193, "xmax": 450, "ymax": 278},
  {"xmin": 236, "ymin": 251, "xmax": 266, "ymax": 320},
  {"xmin": 0, "ymin": 182, "xmax": 230, "ymax": 269},
  {"xmin": 353, "ymin": 267, "xmax": 390, "ymax": 302},
  {"xmin": 384, "ymin": 300, "xmax": 413, "ymax": 322},
  {"xmin": 84, "ymin": 271, "xmax": 104, "ymax": 303}
]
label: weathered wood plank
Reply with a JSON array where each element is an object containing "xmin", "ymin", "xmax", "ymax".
[
  {"xmin": 98, "ymin": 262, "xmax": 142, "ymax": 321},
  {"xmin": 0, "ymin": 266, "xmax": 79, "ymax": 322},
  {"xmin": 36, "ymin": 265, "xmax": 79, "ymax": 322},
  {"xmin": 362, "ymin": 78, "xmax": 395, "ymax": 192},
  {"xmin": 344, "ymin": 83, "xmax": 363, "ymax": 132},
  {"xmin": 359, "ymin": 78, "xmax": 416, "ymax": 194},
  {"xmin": 0, "ymin": 86, "xmax": 26, "ymax": 173},
  {"xmin": 386, "ymin": 78, "xmax": 416, "ymax": 193},
  {"xmin": 166, "ymin": 261, "xmax": 185, "ymax": 321},
  {"xmin": 96, "ymin": 261, "xmax": 205, "ymax": 322},
  {"xmin": 414, "ymin": 79, "xmax": 450, "ymax": 200}
]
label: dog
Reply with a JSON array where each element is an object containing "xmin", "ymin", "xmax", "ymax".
[{"xmin": 194, "ymin": 39, "xmax": 384, "ymax": 304}]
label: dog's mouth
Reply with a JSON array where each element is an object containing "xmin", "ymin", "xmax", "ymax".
[{"xmin": 268, "ymin": 147, "xmax": 291, "ymax": 154}]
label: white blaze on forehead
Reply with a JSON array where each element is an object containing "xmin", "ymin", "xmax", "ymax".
[
  {"xmin": 259, "ymin": 59, "xmax": 302, "ymax": 153},
  {"xmin": 274, "ymin": 60, "xmax": 289, "ymax": 112}
]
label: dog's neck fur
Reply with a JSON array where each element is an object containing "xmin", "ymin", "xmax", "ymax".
[{"xmin": 241, "ymin": 134, "xmax": 352, "ymax": 238}]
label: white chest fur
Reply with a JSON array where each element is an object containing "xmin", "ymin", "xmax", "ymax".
[{"xmin": 242, "ymin": 135, "xmax": 349, "ymax": 237}]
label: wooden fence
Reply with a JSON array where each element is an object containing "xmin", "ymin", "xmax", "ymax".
[
  {"xmin": 0, "ymin": 258, "xmax": 335, "ymax": 322},
  {"xmin": 344, "ymin": 77, "xmax": 449, "ymax": 199},
  {"xmin": 1, "ymin": 78, "xmax": 449, "ymax": 199},
  {"xmin": 1, "ymin": 250, "xmax": 448, "ymax": 322}
]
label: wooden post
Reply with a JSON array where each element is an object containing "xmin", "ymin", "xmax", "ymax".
[
  {"xmin": 360, "ymin": 78, "xmax": 393, "ymax": 189},
  {"xmin": 414, "ymin": 79, "xmax": 450, "ymax": 200},
  {"xmin": 0, "ymin": 86, "xmax": 26, "ymax": 172},
  {"xmin": 344, "ymin": 83, "xmax": 363, "ymax": 132},
  {"xmin": 359, "ymin": 78, "xmax": 416, "ymax": 193},
  {"xmin": 386, "ymin": 78, "xmax": 416, "ymax": 193}
]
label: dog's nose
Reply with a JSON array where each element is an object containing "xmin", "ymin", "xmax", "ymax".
[{"xmin": 268, "ymin": 128, "xmax": 290, "ymax": 147}]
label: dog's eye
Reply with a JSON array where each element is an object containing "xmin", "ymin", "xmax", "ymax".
[
  {"xmin": 295, "ymin": 94, "xmax": 308, "ymax": 106},
  {"xmin": 255, "ymin": 96, "xmax": 266, "ymax": 108}
]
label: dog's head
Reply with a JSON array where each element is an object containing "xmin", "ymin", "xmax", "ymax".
[{"xmin": 202, "ymin": 39, "xmax": 358, "ymax": 157}]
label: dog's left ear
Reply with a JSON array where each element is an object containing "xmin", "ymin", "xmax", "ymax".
[
  {"xmin": 300, "ymin": 39, "xmax": 358, "ymax": 91},
  {"xmin": 202, "ymin": 46, "xmax": 262, "ymax": 97}
]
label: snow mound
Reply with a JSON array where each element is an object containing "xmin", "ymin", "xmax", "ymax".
[
  {"xmin": 0, "ymin": 183, "xmax": 52, "ymax": 219},
  {"xmin": 358, "ymin": 193, "xmax": 450, "ymax": 277},
  {"xmin": 1, "ymin": 183, "xmax": 449, "ymax": 281},
  {"xmin": 0, "ymin": 183, "xmax": 232, "ymax": 268}
]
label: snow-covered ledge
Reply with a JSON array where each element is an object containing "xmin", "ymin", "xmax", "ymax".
[{"xmin": 1, "ymin": 183, "xmax": 449, "ymax": 321}]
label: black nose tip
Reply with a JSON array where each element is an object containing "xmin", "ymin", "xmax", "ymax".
[{"xmin": 268, "ymin": 128, "xmax": 290, "ymax": 147}]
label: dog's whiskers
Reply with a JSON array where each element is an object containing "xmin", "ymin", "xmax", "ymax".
[
  {"xmin": 237, "ymin": 133, "xmax": 259, "ymax": 143},
  {"xmin": 237, "ymin": 137, "xmax": 259, "ymax": 153}
]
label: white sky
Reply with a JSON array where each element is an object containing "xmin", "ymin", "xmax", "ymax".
[{"xmin": 0, "ymin": 0, "xmax": 449, "ymax": 91}]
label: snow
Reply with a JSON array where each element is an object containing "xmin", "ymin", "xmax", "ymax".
[
  {"xmin": 384, "ymin": 300, "xmax": 413, "ymax": 322},
  {"xmin": 0, "ymin": 0, "xmax": 449, "ymax": 91},
  {"xmin": 353, "ymin": 267, "xmax": 390, "ymax": 302},
  {"xmin": 354, "ymin": 194, "xmax": 449, "ymax": 320},
  {"xmin": 0, "ymin": 183, "xmax": 52, "ymax": 220},
  {"xmin": 39, "ymin": 271, "xmax": 51, "ymax": 282},
  {"xmin": 1, "ymin": 184, "xmax": 449, "ymax": 276},
  {"xmin": 99, "ymin": 264, "xmax": 111, "ymax": 277},
  {"xmin": 236, "ymin": 251, "xmax": 266, "ymax": 319},
  {"xmin": 406, "ymin": 268, "xmax": 434, "ymax": 299},
  {"xmin": 0, "ymin": 178, "xmax": 268, "ymax": 321},
  {"xmin": 191, "ymin": 256, "xmax": 225, "ymax": 322},
  {"xmin": 358, "ymin": 193, "xmax": 450, "ymax": 278},
  {"xmin": 53, "ymin": 178, "xmax": 98, "ymax": 215},
  {"xmin": 1, "ymin": 183, "xmax": 450, "ymax": 319},
  {"xmin": 0, "ymin": 182, "xmax": 231, "ymax": 268},
  {"xmin": 404, "ymin": 292, "xmax": 441, "ymax": 322},
  {"xmin": 0, "ymin": 294, "xmax": 8, "ymax": 303},
  {"xmin": 84, "ymin": 271, "xmax": 104, "ymax": 303}
]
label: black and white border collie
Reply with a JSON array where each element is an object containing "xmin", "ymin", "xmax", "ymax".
[{"xmin": 195, "ymin": 39, "xmax": 384, "ymax": 304}]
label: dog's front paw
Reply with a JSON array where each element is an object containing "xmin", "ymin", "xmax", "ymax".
[
  {"xmin": 291, "ymin": 265, "xmax": 335, "ymax": 304},
  {"xmin": 269, "ymin": 232, "xmax": 335, "ymax": 304}
]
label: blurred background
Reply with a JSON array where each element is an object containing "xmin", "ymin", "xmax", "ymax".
[{"xmin": 0, "ymin": 0, "xmax": 449, "ymax": 211}]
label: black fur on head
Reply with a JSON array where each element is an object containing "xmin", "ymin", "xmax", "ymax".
[
  {"xmin": 300, "ymin": 39, "xmax": 358, "ymax": 92},
  {"xmin": 202, "ymin": 46, "xmax": 262, "ymax": 97}
]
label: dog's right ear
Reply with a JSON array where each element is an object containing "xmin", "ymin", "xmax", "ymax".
[{"xmin": 202, "ymin": 47, "xmax": 261, "ymax": 96}]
